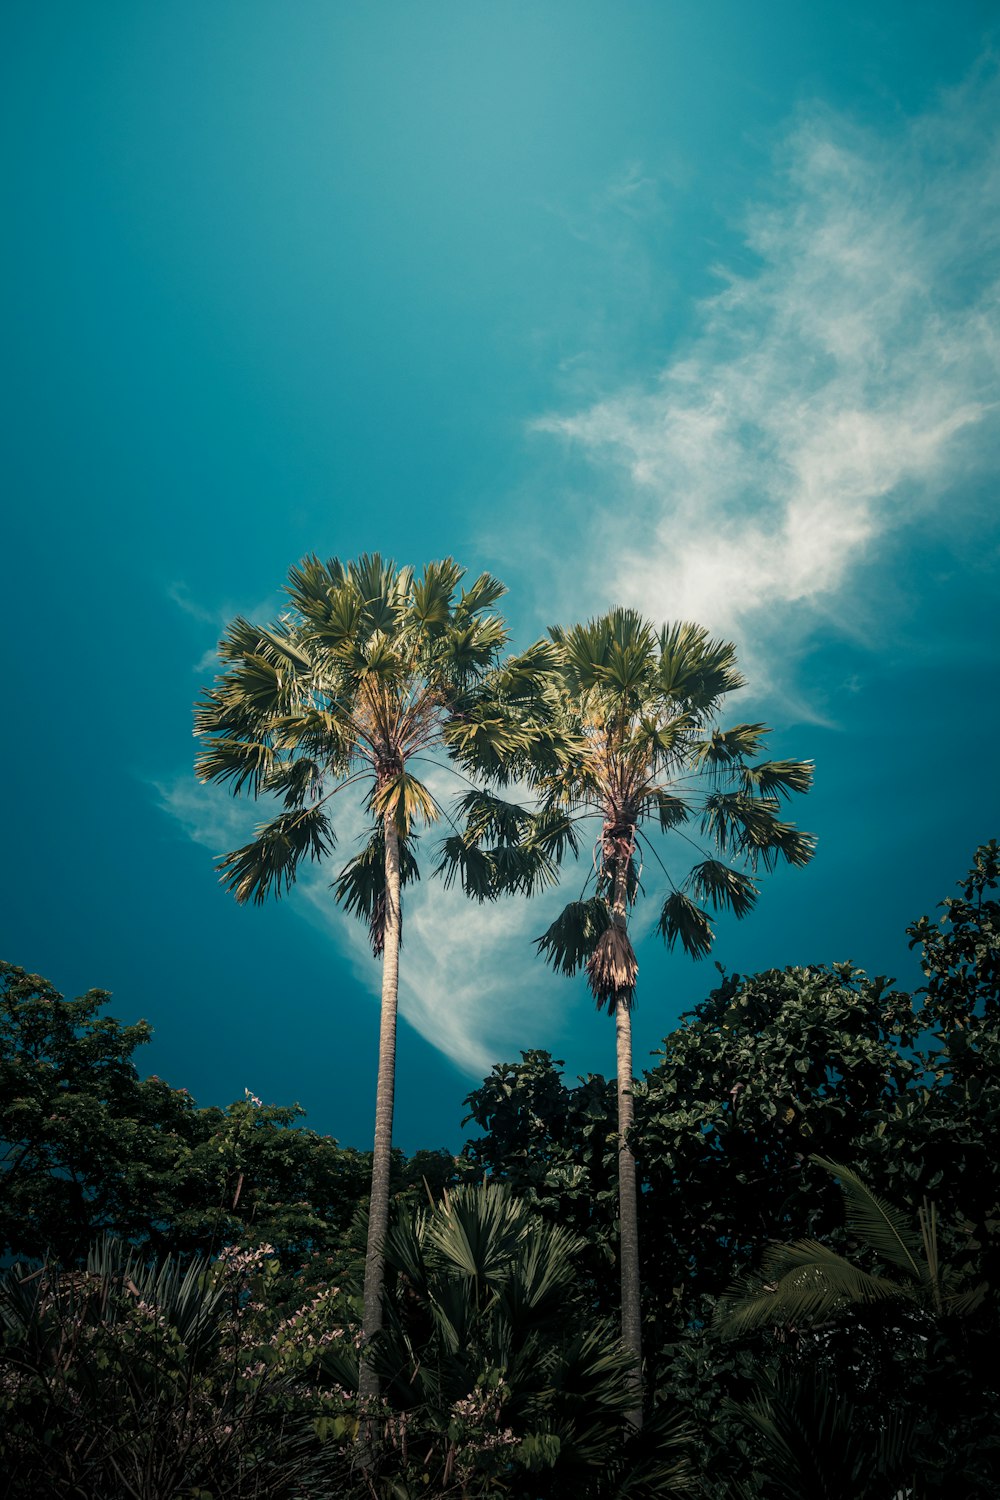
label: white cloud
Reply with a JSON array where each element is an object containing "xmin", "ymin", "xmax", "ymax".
[
  {"xmin": 533, "ymin": 70, "xmax": 1000, "ymax": 704},
  {"xmin": 294, "ymin": 764, "xmax": 566, "ymax": 1078},
  {"xmin": 167, "ymin": 582, "xmax": 286, "ymax": 675},
  {"xmin": 300, "ymin": 871, "xmax": 555, "ymax": 1079},
  {"xmin": 154, "ymin": 775, "xmax": 255, "ymax": 855}
]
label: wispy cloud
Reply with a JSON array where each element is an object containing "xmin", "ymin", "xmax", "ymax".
[
  {"xmin": 300, "ymin": 870, "xmax": 555, "ymax": 1079},
  {"xmin": 533, "ymin": 69, "xmax": 1000, "ymax": 704},
  {"xmin": 155, "ymin": 770, "xmax": 564, "ymax": 1077},
  {"xmin": 157, "ymin": 71, "xmax": 1000, "ymax": 1075},
  {"xmin": 167, "ymin": 582, "xmax": 285, "ymax": 675}
]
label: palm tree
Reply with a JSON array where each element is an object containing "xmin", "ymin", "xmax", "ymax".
[
  {"xmin": 521, "ymin": 610, "xmax": 815, "ymax": 1426},
  {"xmin": 714, "ymin": 1158, "xmax": 988, "ymax": 1500},
  {"xmin": 194, "ymin": 554, "xmax": 558, "ymax": 1402},
  {"xmin": 715, "ymin": 1156, "xmax": 988, "ymax": 1335}
]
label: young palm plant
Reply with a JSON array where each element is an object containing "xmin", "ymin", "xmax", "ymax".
[
  {"xmin": 715, "ymin": 1155, "xmax": 989, "ymax": 1335},
  {"xmin": 194, "ymin": 554, "xmax": 561, "ymax": 1401},
  {"xmin": 321, "ymin": 1181, "xmax": 694, "ymax": 1497},
  {"xmin": 491, "ymin": 609, "xmax": 815, "ymax": 1426}
]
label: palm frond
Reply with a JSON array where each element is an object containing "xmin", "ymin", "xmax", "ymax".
[
  {"xmin": 586, "ymin": 923, "xmax": 638, "ymax": 1013},
  {"xmin": 434, "ymin": 835, "xmax": 498, "ymax": 902},
  {"xmin": 442, "ymin": 704, "xmax": 540, "ymax": 781},
  {"xmin": 349, "ymin": 553, "xmax": 412, "ymax": 636},
  {"xmin": 690, "ymin": 722, "xmax": 770, "ymax": 770},
  {"xmin": 457, "ymin": 569, "xmax": 507, "ymax": 619},
  {"xmin": 490, "ymin": 638, "xmax": 561, "ymax": 699},
  {"xmin": 535, "ymin": 898, "xmax": 612, "ymax": 977},
  {"xmin": 656, "ymin": 622, "xmax": 744, "ymax": 707},
  {"xmin": 455, "ymin": 789, "xmax": 532, "ymax": 844},
  {"xmin": 526, "ymin": 806, "xmax": 581, "ymax": 863},
  {"xmin": 701, "ymin": 792, "xmax": 815, "ymax": 871},
  {"xmin": 303, "ymin": 581, "xmax": 364, "ymax": 650},
  {"xmin": 491, "ymin": 841, "xmax": 561, "ymax": 896},
  {"xmin": 208, "ymin": 647, "xmax": 299, "ymax": 721},
  {"xmin": 370, "ymin": 770, "xmax": 438, "ymax": 832},
  {"xmin": 501, "ymin": 1219, "xmax": 587, "ymax": 1312},
  {"xmin": 689, "ymin": 859, "xmax": 758, "ymax": 919},
  {"xmin": 194, "ymin": 734, "xmax": 277, "ymax": 797},
  {"xmin": 717, "ymin": 1240, "xmax": 912, "ymax": 1336},
  {"xmin": 553, "ymin": 611, "xmax": 655, "ymax": 695},
  {"xmin": 648, "ymin": 789, "xmax": 693, "ymax": 831},
  {"xmin": 410, "ymin": 556, "xmax": 464, "ymax": 631},
  {"xmin": 810, "ymin": 1157, "xmax": 924, "ymax": 1283},
  {"xmin": 741, "ymin": 758, "xmax": 814, "ymax": 799},
  {"xmin": 263, "ymin": 755, "xmax": 325, "ymax": 808},
  {"xmin": 216, "ymin": 804, "xmax": 336, "ymax": 905},
  {"xmin": 439, "ymin": 614, "xmax": 510, "ymax": 681},
  {"xmin": 657, "ymin": 892, "xmax": 714, "ymax": 959},
  {"xmin": 284, "ymin": 553, "xmax": 347, "ymax": 615},
  {"xmin": 333, "ymin": 827, "xmax": 420, "ymax": 955},
  {"xmin": 425, "ymin": 1181, "xmax": 527, "ymax": 1286},
  {"xmin": 435, "ymin": 836, "xmax": 557, "ymax": 901}
]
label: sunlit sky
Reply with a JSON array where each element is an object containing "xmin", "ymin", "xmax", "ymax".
[{"xmin": 5, "ymin": 2, "xmax": 999, "ymax": 1151}]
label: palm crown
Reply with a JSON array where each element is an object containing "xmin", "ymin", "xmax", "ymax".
[
  {"xmin": 194, "ymin": 553, "xmax": 556, "ymax": 943},
  {"xmin": 531, "ymin": 608, "xmax": 815, "ymax": 1006}
]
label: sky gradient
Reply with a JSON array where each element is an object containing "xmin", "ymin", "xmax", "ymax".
[{"xmin": 4, "ymin": 1, "xmax": 999, "ymax": 1152}]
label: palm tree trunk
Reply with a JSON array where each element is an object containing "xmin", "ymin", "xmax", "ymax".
[
  {"xmin": 359, "ymin": 809, "xmax": 402, "ymax": 1405},
  {"xmin": 616, "ymin": 994, "xmax": 643, "ymax": 1430},
  {"xmin": 608, "ymin": 842, "xmax": 643, "ymax": 1431}
]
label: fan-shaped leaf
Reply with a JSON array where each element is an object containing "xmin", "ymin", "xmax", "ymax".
[
  {"xmin": 535, "ymin": 899, "xmax": 612, "ymax": 976},
  {"xmin": 657, "ymin": 892, "xmax": 714, "ymax": 959},
  {"xmin": 689, "ymin": 860, "xmax": 758, "ymax": 919},
  {"xmin": 217, "ymin": 805, "xmax": 336, "ymax": 905}
]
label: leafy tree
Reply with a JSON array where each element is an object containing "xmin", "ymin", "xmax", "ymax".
[
  {"xmin": 635, "ymin": 963, "xmax": 917, "ymax": 1331},
  {"xmin": 195, "ymin": 554, "xmax": 560, "ymax": 1397},
  {"xmin": 462, "ymin": 1050, "xmax": 619, "ymax": 1308},
  {"xmin": 0, "ymin": 960, "xmax": 402, "ymax": 1292},
  {"xmin": 0, "ymin": 961, "xmax": 201, "ymax": 1263},
  {"xmin": 456, "ymin": 966, "xmax": 925, "ymax": 1491},
  {"xmin": 714, "ymin": 1157, "xmax": 997, "ymax": 1498},
  {"xmin": 889, "ymin": 838, "xmax": 1000, "ymax": 1268},
  {"xmin": 518, "ymin": 610, "xmax": 814, "ymax": 1422}
]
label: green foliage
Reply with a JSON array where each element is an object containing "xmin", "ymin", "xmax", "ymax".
[
  {"xmin": 0, "ymin": 1237, "xmax": 357, "ymax": 1499},
  {"xmin": 4, "ymin": 842, "xmax": 1000, "ymax": 1495},
  {"xmin": 0, "ymin": 962, "xmax": 384, "ymax": 1289},
  {"xmin": 196, "ymin": 552, "xmax": 559, "ymax": 949},
  {"xmin": 634, "ymin": 962, "xmax": 917, "ymax": 1328},
  {"xmin": 0, "ymin": 962, "xmax": 202, "ymax": 1263},
  {"xmin": 324, "ymin": 1182, "xmax": 695, "ymax": 1498},
  {"xmin": 529, "ymin": 609, "xmax": 814, "ymax": 990},
  {"xmin": 462, "ymin": 1051, "xmax": 619, "ymax": 1311},
  {"xmin": 716, "ymin": 1156, "xmax": 988, "ymax": 1337}
]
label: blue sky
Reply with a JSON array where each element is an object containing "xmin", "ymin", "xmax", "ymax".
[{"xmin": 4, "ymin": 1, "xmax": 999, "ymax": 1152}]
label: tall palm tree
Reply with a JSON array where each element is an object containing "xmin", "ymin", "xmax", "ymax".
[
  {"xmin": 194, "ymin": 554, "xmax": 559, "ymax": 1402},
  {"xmin": 524, "ymin": 609, "xmax": 815, "ymax": 1426}
]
